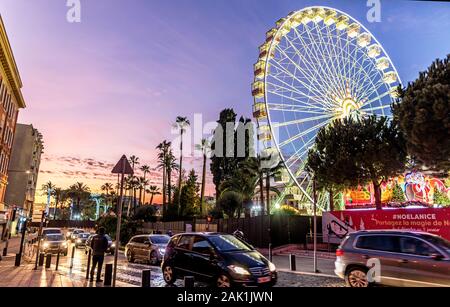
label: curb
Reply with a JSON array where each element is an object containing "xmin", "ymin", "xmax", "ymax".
[{"xmin": 278, "ymin": 269, "xmax": 340, "ymax": 279}]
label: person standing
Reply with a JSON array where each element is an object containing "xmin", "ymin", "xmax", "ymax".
[{"xmin": 90, "ymin": 227, "xmax": 109, "ymax": 282}]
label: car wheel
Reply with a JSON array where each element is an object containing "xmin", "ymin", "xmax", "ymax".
[
  {"xmin": 126, "ymin": 250, "xmax": 135, "ymax": 263},
  {"xmin": 149, "ymin": 251, "xmax": 158, "ymax": 266},
  {"xmin": 346, "ymin": 267, "xmax": 370, "ymax": 288},
  {"xmin": 216, "ymin": 274, "xmax": 232, "ymax": 288},
  {"xmin": 163, "ymin": 265, "xmax": 176, "ymax": 285}
]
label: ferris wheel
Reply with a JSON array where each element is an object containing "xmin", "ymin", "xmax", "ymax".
[{"xmin": 252, "ymin": 7, "xmax": 402, "ymax": 210}]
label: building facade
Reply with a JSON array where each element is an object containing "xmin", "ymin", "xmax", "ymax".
[
  {"xmin": 5, "ymin": 124, "xmax": 43, "ymax": 215},
  {"xmin": 0, "ymin": 15, "xmax": 26, "ymax": 236}
]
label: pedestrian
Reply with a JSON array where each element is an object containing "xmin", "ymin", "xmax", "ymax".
[
  {"xmin": 166, "ymin": 230, "xmax": 173, "ymax": 237},
  {"xmin": 89, "ymin": 226, "xmax": 109, "ymax": 282}
]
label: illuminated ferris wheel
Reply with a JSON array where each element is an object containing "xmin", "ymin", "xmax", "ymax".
[{"xmin": 251, "ymin": 7, "xmax": 402, "ymax": 210}]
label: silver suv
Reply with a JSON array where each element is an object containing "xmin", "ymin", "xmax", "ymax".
[{"xmin": 335, "ymin": 230, "xmax": 450, "ymax": 287}]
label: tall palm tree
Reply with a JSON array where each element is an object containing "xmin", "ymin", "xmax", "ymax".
[
  {"xmin": 129, "ymin": 155, "xmax": 140, "ymax": 171},
  {"xmin": 52, "ymin": 188, "xmax": 65, "ymax": 220},
  {"xmin": 196, "ymin": 138, "xmax": 210, "ymax": 216},
  {"xmin": 67, "ymin": 182, "xmax": 91, "ymax": 219},
  {"xmin": 128, "ymin": 156, "xmax": 140, "ymax": 211},
  {"xmin": 146, "ymin": 185, "xmax": 161, "ymax": 205},
  {"xmin": 41, "ymin": 181, "xmax": 56, "ymax": 213},
  {"xmin": 101, "ymin": 182, "xmax": 114, "ymax": 210},
  {"xmin": 157, "ymin": 141, "xmax": 171, "ymax": 212},
  {"xmin": 137, "ymin": 177, "xmax": 149, "ymax": 205},
  {"xmin": 140, "ymin": 165, "xmax": 151, "ymax": 203},
  {"xmin": 165, "ymin": 149, "xmax": 178, "ymax": 205},
  {"xmin": 264, "ymin": 159, "xmax": 284, "ymax": 215},
  {"xmin": 174, "ymin": 116, "xmax": 190, "ymax": 205}
]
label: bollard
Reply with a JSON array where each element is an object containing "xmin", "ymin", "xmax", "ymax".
[
  {"xmin": 141, "ymin": 270, "xmax": 151, "ymax": 288},
  {"xmin": 45, "ymin": 254, "xmax": 52, "ymax": 269},
  {"xmin": 15, "ymin": 254, "xmax": 21, "ymax": 267},
  {"xmin": 290, "ymin": 254, "xmax": 296, "ymax": 271},
  {"xmin": 55, "ymin": 252, "xmax": 60, "ymax": 271},
  {"xmin": 184, "ymin": 276, "xmax": 195, "ymax": 288},
  {"xmin": 70, "ymin": 246, "xmax": 75, "ymax": 270},
  {"xmin": 38, "ymin": 253, "xmax": 45, "ymax": 266},
  {"xmin": 104, "ymin": 264, "xmax": 113, "ymax": 286},
  {"xmin": 85, "ymin": 249, "xmax": 92, "ymax": 280}
]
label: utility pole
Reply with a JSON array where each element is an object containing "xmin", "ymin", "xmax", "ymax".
[{"xmin": 313, "ymin": 177, "xmax": 319, "ymax": 273}]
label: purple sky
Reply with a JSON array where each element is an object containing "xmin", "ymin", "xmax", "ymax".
[{"xmin": 0, "ymin": 0, "xmax": 449, "ymax": 203}]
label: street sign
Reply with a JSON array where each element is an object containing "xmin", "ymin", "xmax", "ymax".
[{"xmin": 111, "ymin": 155, "xmax": 134, "ymax": 175}]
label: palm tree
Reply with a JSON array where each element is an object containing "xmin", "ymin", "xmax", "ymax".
[
  {"xmin": 174, "ymin": 116, "xmax": 190, "ymax": 205},
  {"xmin": 165, "ymin": 149, "xmax": 178, "ymax": 205},
  {"xmin": 240, "ymin": 156, "xmax": 265, "ymax": 215},
  {"xmin": 67, "ymin": 182, "xmax": 91, "ymax": 219},
  {"xmin": 129, "ymin": 155, "xmax": 140, "ymax": 171},
  {"xmin": 264, "ymin": 159, "xmax": 284, "ymax": 215},
  {"xmin": 220, "ymin": 171, "xmax": 259, "ymax": 218},
  {"xmin": 41, "ymin": 181, "xmax": 56, "ymax": 213},
  {"xmin": 146, "ymin": 185, "xmax": 161, "ymax": 205},
  {"xmin": 52, "ymin": 188, "xmax": 65, "ymax": 220},
  {"xmin": 157, "ymin": 140, "xmax": 171, "ymax": 212},
  {"xmin": 101, "ymin": 182, "xmax": 114, "ymax": 211},
  {"xmin": 196, "ymin": 138, "xmax": 210, "ymax": 216},
  {"xmin": 137, "ymin": 177, "xmax": 149, "ymax": 205},
  {"xmin": 140, "ymin": 165, "xmax": 151, "ymax": 203}
]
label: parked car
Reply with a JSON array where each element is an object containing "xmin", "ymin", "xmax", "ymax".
[
  {"xmin": 74, "ymin": 232, "xmax": 91, "ymax": 248},
  {"xmin": 42, "ymin": 228, "xmax": 63, "ymax": 236},
  {"xmin": 161, "ymin": 232, "xmax": 277, "ymax": 287},
  {"xmin": 335, "ymin": 230, "xmax": 450, "ymax": 287},
  {"xmin": 70, "ymin": 229, "xmax": 84, "ymax": 242},
  {"xmin": 40, "ymin": 234, "xmax": 68, "ymax": 256},
  {"xmin": 85, "ymin": 234, "xmax": 115, "ymax": 255},
  {"xmin": 125, "ymin": 234, "xmax": 171, "ymax": 265}
]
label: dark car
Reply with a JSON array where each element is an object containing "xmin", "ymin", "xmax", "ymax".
[
  {"xmin": 125, "ymin": 234, "xmax": 171, "ymax": 265},
  {"xmin": 335, "ymin": 230, "xmax": 450, "ymax": 287},
  {"xmin": 40, "ymin": 234, "xmax": 68, "ymax": 256},
  {"xmin": 85, "ymin": 234, "xmax": 115, "ymax": 255},
  {"xmin": 74, "ymin": 232, "xmax": 91, "ymax": 248},
  {"xmin": 161, "ymin": 232, "xmax": 277, "ymax": 287}
]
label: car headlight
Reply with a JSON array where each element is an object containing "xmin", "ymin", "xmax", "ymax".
[
  {"xmin": 268, "ymin": 262, "xmax": 276, "ymax": 272},
  {"xmin": 228, "ymin": 265, "xmax": 251, "ymax": 276},
  {"xmin": 158, "ymin": 248, "xmax": 165, "ymax": 255},
  {"xmin": 111, "ymin": 243, "xmax": 116, "ymax": 248},
  {"xmin": 43, "ymin": 243, "xmax": 49, "ymax": 248},
  {"xmin": 62, "ymin": 242, "xmax": 68, "ymax": 247},
  {"xmin": 76, "ymin": 239, "xmax": 81, "ymax": 243}
]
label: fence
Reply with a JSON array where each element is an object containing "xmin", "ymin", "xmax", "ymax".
[{"xmin": 218, "ymin": 215, "xmax": 323, "ymax": 248}]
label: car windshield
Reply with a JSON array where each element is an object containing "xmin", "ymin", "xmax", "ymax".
[
  {"xmin": 79, "ymin": 233, "xmax": 90, "ymax": 238},
  {"xmin": 45, "ymin": 234, "xmax": 65, "ymax": 241},
  {"xmin": 208, "ymin": 235, "xmax": 253, "ymax": 252},
  {"xmin": 44, "ymin": 229, "xmax": 61, "ymax": 235},
  {"xmin": 423, "ymin": 235, "xmax": 450, "ymax": 252},
  {"xmin": 150, "ymin": 235, "xmax": 170, "ymax": 244}
]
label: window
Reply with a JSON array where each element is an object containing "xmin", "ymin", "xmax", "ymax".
[
  {"xmin": 176, "ymin": 235, "xmax": 192, "ymax": 250},
  {"xmin": 149, "ymin": 235, "xmax": 170, "ymax": 244},
  {"xmin": 400, "ymin": 237, "xmax": 437, "ymax": 256},
  {"xmin": 355, "ymin": 235, "xmax": 400, "ymax": 253},
  {"xmin": 208, "ymin": 235, "xmax": 253, "ymax": 252},
  {"xmin": 192, "ymin": 236, "xmax": 212, "ymax": 255}
]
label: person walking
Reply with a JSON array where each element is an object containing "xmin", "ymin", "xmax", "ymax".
[{"xmin": 89, "ymin": 227, "xmax": 109, "ymax": 282}]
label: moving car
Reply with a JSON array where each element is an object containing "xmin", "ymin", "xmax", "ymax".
[
  {"xmin": 125, "ymin": 234, "xmax": 171, "ymax": 265},
  {"xmin": 85, "ymin": 234, "xmax": 115, "ymax": 255},
  {"xmin": 40, "ymin": 234, "xmax": 68, "ymax": 256},
  {"xmin": 70, "ymin": 229, "xmax": 84, "ymax": 242},
  {"xmin": 161, "ymin": 232, "xmax": 277, "ymax": 287},
  {"xmin": 65, "ymin": 228, "xmax": 76, "ymax": 240},
  {"xmin": 74, "ymin": 232, "xmax": 91, "ymax": 248},
  {"xmin": 42, "ymin": 228, "xmax": 63, "ymax": 236},
  {"xmin": 335, "ymin": 230, "xmax": 450, "ymax": 287}
]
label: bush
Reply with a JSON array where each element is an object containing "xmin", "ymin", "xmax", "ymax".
[
  {"xmin": 273, "ymin": 205, "xmax": 301, "ymax": 216},
  {"xmin": 133, "ymin": 205, "xmax": 157, "ymax": 223},
  {"xmin": 96, "ymin": 215, "xmax": 142, "ymax": 245}
]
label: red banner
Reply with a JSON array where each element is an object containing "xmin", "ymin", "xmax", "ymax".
[{"xmin": 322, "ymin": 207, "xmax": 450, "ymax": 244}]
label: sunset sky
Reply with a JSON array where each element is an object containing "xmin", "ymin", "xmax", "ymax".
[{"xmin": 0, "ymin": 0, "xmax": 449, "ymax": 204}]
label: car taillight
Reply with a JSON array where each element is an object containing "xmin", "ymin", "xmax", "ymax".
[{"xmin": 336, "ymin": 249, "xmax": 344, "ymax": 257}]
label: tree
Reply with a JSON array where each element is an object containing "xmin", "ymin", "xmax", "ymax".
[
  {"xmin": 174, "ymin": 116, "xmax": 191, "ymax": 206},
  {"xmin": 157, "ymin": 140, "xmax": 171, "ymax": 212},
  {"xmin": 178, "ymin": 169, "xmax": 200, "ymax": 218},
  {"xmin": 140, "ymin": 165, "xmax": 151, "ymax": 203},
  {"xmin": 101, "ymin": 183, "xmax": 114, "ymax": 209},
  {"xmin": 128, "ymin": 156, "xmax": 140, "ymax": 211},
  {"xmin": 129, "ymin": 155, "xmax": 140, "ymax": 171},
  {"xmin": 164, "ymin": 149, "xmax": 178, "ymax": 205},
  {"xmin": 239, "ymin": 156, "xmax": 265, "ymax": 214},
  {"xmin": 137, "ymin": 177, "xmax": 149, "ymax": 205},
  {"xmin": 391, "ymin": 183, "xmax": 406, "ymax": 203},
  {"xmin": 146, "ymin": 185, "xmax": 161, "ymax": 205},
  {"xmin": 217, "ymin": 191, "xmax": 242, "ymax": 218},
  {"xmin": 133, "ymin": 205, "xmax": 157, "ymax": 222},
  {"xmin": 52, "ymin": 188, "xmax": 66, "ymax": 220},
  {"xmin": 196, "ymin": 138, "xmax": 211, "ymax": 216},
  {"xmin": 434, "ymin": 189, "xmax": 450, "ymax": 206},
  {"xmin": 393, "ymin": 55, "xmax": 450, "ymax": 175},
  {"xmin": 67, "ymin": 182, "xmax": 91, "ymax": 218},
  {"xmin": 306, "ymin": 116, "xmax": 407, "ymax": 210}
]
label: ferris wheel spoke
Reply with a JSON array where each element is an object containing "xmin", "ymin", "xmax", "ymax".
[
  {"xmin": 283, "ymin": 138, "xmax": 316, "ymax": 171},
  {"xmin": 271, "ymin": 113, "xmax": 334, "ymax": 129},
  {"xmin": 267, "ymin": 103, "xmax": 332, "ymax": 114},
  {"xmin": 360, "ymin": 90, "xmax": 391, "ymax": 109},
  {"xmin": 325, "ymin": 26, "xmax": 350, "ymax": 95},
  {"xmin": 278, "ymin": 119, "xmax": 330, "ymax": 148},
  {"xmin": 360, "ymin": 103, "xmax": 390, "ymax": 113},
  {"xmin": 269, "ymin": 54, "xmax": 333, "ymax": 103},
  {"xmin": 267, "ymin": 88, "xmax": 334, "ymax": 112}
]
